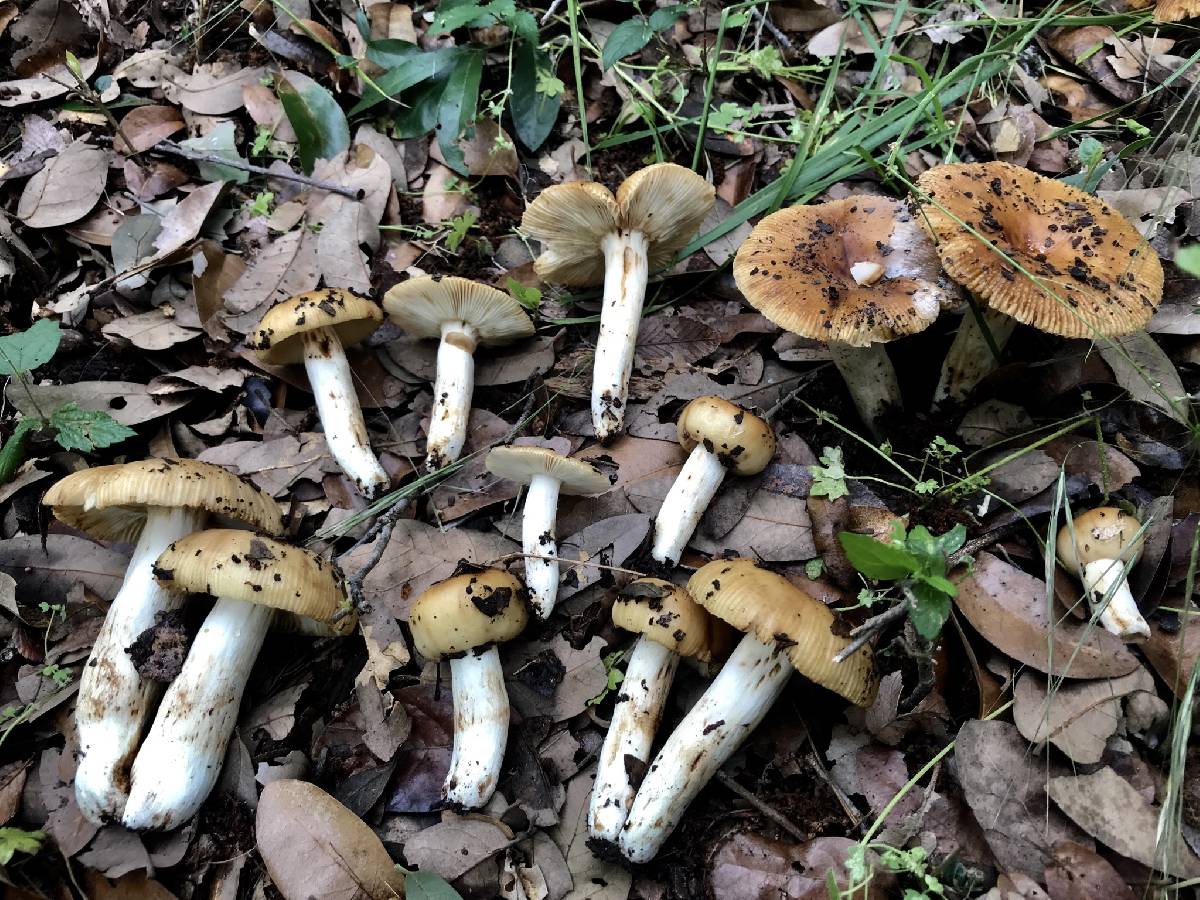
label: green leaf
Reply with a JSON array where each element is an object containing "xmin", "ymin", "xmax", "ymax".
[
  {"xmin": 505, "ymin": 277, "xmax": 541, "ymax": 309},
  {"xmin": 403, "ymin": 869, "xmax": 465, "ymax": 899},
  {"xmin": 511, "ymin": 42, "xmax": 561, "ymax": 151},
  {"xmin": 352, "ymin": 45, "xmax": 459, "ymax": 115},
  {"xmin": 920, "ymin": 573, "xmax": 957, "ymax": 597},
  {"xmin": 0, "ymin": 418, "xmax": 39, "ymax": 485},
  {"xmin": 602, "ymin": 18, "xmax": 655, "ymax": 70},
  {"xmin": 429, "ymin": 0, "xmax": 494, "ymax": 34},
  {"xmin": 277, "ymin": 75, "xmax": 350, "ymax": 174},
  {"xmin": 48, "ymin": 404, "xmax": 136, "ymax": 452},
  {"xmin": 809, "ymin": 446, "xmax": 849, "ymax": 501},
  {"xmin": 936, "ymin": 523, "xmax": 967, "ymax": 556},
  {"xmin": 436, "ymin": 50, "xmax": 484, "ymax": 174},
  {"xmin": 1177, "ymin": 244, "xmax": 1200, "ymax": 277},
  {"xmin": 905, "ymin": 525, "xmax": 941, "ymax": 571},
  {"xmin": 179, "ymin": 123, "xmax": 249, "ymax": 184},
  {"xmin": 0, "ymin": 827, "xmax": 45, "ymax": 865},
  {"xmin": 647, "ymin": 3, "xmax": 687, "ymax": 29},
  {"xmin": 838, "ymin": 531, "xmax": 919, "ymax": 581},
  {"xmin": 0, "ymin": 319, "xmax": 60, "ymax": 375},
  {"xmin": 908, "ymin": 581, "xmax": 952, "ymax": 640},
  {"xmin": 392, "ymin": 76, "xmax": 453, "ymax": 138}
]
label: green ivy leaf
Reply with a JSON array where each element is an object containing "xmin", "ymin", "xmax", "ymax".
[
  {"xmin": 277, "ymin": 75, "xmax": 351, "ymax": 174},
  {"xmin": 403, "ymin": 869, "xmax": 466, "ymax": 899},
  {"xmin": 436, "ymin": 50, "xmax": 484, "ymax": 175},
  {"xmin": 908, "ymin": 581, "xmax": 952, "ymax": 640},
  {"xmin": 838, "ymin": 531, "xmax": 919, "ymax": 581},
  {"xmin": 48, "ymin": 404, "xmax": 136, "ymax": 452},
  {"xmin": 0, "ymin": 319, "xmax": 60, "ymax": 375},
  {"xmin": 0, "ymin": 827, "xmax": 45, "ymax": 865},
  {"xmin": 511, "ymin": 42, "xmax": 561, "ymax": 151}
]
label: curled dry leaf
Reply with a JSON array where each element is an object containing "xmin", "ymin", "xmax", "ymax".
[
  {"xmin": 403, "ymin": 812, "xmax": 513, "ymax": 881},
  {"xmin": 171, "ymin": 63, "xmax": 267, "ymax": 115},
  {"xmin": 17, "ymin": 139, "xmax": 109, "ymax": 228},
  {"xmin": 114, "ymin": 105, "xmax": 184, "ymax": 155},
  {"xmin": 197, "ymin": 433, "xmax": 342, "ymax": 496}
]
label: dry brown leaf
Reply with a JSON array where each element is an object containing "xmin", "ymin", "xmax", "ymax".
[
  {"xmin": 422, "ymin": 161, "xmax": 470, "ymax": 224},
  {"xmin": 1141, "ymin": 612, "xmax": 1200, "ymax": 695},
  {"xmin": 243, "ymin": 82, "xmax": 298, "ymax": 142},
  {"xmin": 171, "ymin": 63, "xmax": 266, "ymax": 114},
  {"xmin": 197, "ymin": 433, "xmax": 341, "ymax": 496},
  {"xmin": 1044, "ymin": 840, "xmax": 1136, "ymax": 900},
  {"xmin": 403, "ymin": 812, "xmax": 512, "ymax": 881},
  {"xmin": 707, "ymin": 833, "xmax": 891, "ymax": 900},
  {"xmin": 102, "ymin": 308, "xmax": 201, "ymax": 351},
  {"xmin": 75, "ymin": 826, "xmax": 152, "ymax": 879},
  {"xmin": 222, "ymin": 228, "xmax": 321, "ymax": 330},
  {"xmin": 547, "ymin": 765, "xmax": 632, "ymax": 900},
  {"xmin": 0, "ymin": 56, "xmax": 98, "ymax": 107},
  {"xmin": 507, "ymin": 635, "xmax": 607, "ymax": 722},
  {"xmin": 429, "ymin": 118, "xmax": 519, "ymax": 177},
  {"xmin": 17, "ymin": 138, "xmax": 108, "ymax": 228},
  {"xmin": 0, "ymin": 760, "xmax": 29, "ymax": 825},
  {"xmin": 308, "ymin": 147, "xmax": 390, "ymax": 291},
  {"xmin": 114, "ymin": 105, "xmax": 184, "ymax": 155},
  {"xmin": 7, "ymin": 379, "xmax": 191, "ymax": 426},
  {"xmin": 0, "ymin": 534, "xmax": 126, "ymax": 603},
  {"xmin": 242, "ymin": 681, "xmax": 308, "ymax": 741}
]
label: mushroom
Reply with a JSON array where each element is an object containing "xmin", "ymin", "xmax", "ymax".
[
  {"xmin": 588, "ymin": 578, "xmax": 730, "ymax": 846},
  {"xmin": 383, "ymin": 276, "xmax": 535, "ymax": 470},
  {"xmin": 409, "ymin": 568, "xmax": 529, "ymax": 808},
  {"xmin": 41, "ymin": 459, "xmax": 281, "ymax": 825},
  {"xmin": 251, "ymin": 289, "xmax": 389, "ymax": 498},
  {"xmin": 651, "ymin": 396, "xmax": 776, "ymax": 568},
  {"xmin": 1155, "ymin": 0, "xmax": 1198, "ymax": 21},
  {"xmin": 122, "ymin": 530, "xmax": 352, "ymax": 830},
  {"xmin": 732, "ymin": 196, "xmax": 950, "ymax": 436},
  {"xmin": 618, "ymin": 558, "xmax": 877, "ymax": 862},
  {"xmin": 485, "ymin": 445, "xmax": 612, "ymax": 618},
  {"xmin": 916, "ymin": 161, "xmax": 1163, "ymax": 405},
  {"xmin": 1056, "ymin": 507, "xmax": 1148, "ymax": 641},
  {"xmin": 521, "ymin": 163, "xmax": 715, "ymax": 440}
]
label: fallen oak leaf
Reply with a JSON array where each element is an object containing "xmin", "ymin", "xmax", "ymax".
[{"xmin": 17, "ymin": 138, "xmax": 108, "ymax": 228}]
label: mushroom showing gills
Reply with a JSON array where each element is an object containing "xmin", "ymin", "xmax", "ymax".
[
  {"xmin": 522, "ymin": 163, "xmax": 714, "ymax": 440},
  {"xmin": 1057, "ymin": 507, "xmax": 1148, "ymax": 641},
  {"xmin": 618, "ymin": 559, "xmax": 877, "ymax": 862},
  {"xmin": 252, "ymin": 289, "xmax": 389, "ymax": 498},
  {"xmin": 917, "ymin": 161, "xmax": 1163, "ymax": 405},
  {"xmin": 485, "ymin": 446, "xmax": 612, "ymax": 618},
  {"xmin": 41, "ymin": 460, "xmax": 281, "ymax": 825},
  {"xmin": 409, "ymin": 569, "xmax": 529, "ymax": 808},
  {"xmin": 651, "ymin": 396, "xmax": 775, "ymax": 568},
  {"xmin": 122, "ymin": 530, "xmax": 351, "ymax": 830},
  {"xmin": 384, "ymin": 277, "xmax": 534, "ymax": 470},
  {"xmin": 733, "ymin": 196, "xmax": 950, "ymax": 436}
]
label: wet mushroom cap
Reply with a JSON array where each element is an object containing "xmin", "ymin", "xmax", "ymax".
[
  {"xmin": 916, "ymin": 161, "xmax": 1163, "ymax": 338},
  {"xmin": 250, "ymin": 289, "xmax": 384, "ymax": 366},
  {"xmin": 409, "ymin": 569, "xmax": 529, "ymax": 660},
  {"xmin": 486, "ymin": 445, "xmax": 612, "ymax": 496},
  {"xmin": 1056, "ymin": 507, "xmax": 1146, "ymax": 571},
  {"xmin": 382, "ymin": 276, "xmax": 534, "ymax": 344},
  {"xmin": 686, "ymin": 558, "xmax": 878, "ymax": 706},
  {"xmin": 676, "ymin": 396, "xmax": 776, "ymax": 476},
  {"xmin": 732, "ymin": 196, "xmax": 950, "ymax": 347},
  {"xmin": 612, "ymin": 578, "xmax": 730, "ymax": 663},
  {"xmin": 42, "ymin": 458, "xmax": 283, "ymax": 543}
]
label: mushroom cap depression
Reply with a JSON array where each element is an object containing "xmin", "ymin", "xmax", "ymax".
[
  {"xmin": 43, "ymin": 458, "xmax": 282, "ymax": 544},
  {"xmin": 612, "ymin": 578, "xmax": 731, "ymax": 663},
  {"xmin": 409, "ymin": 568, "xmax": 529, "ymax": 660},
  {"xmin": 732, "ymin": 196, "xmax": 950, "ymax": 348},
  {"xmin": 687, "ymin": 558, "xmax": 877, "ymax": 706},
  {"xmin": 916, "ymin": 161, "xmax": 1163, "ymax": 338},
  {"xmin": 677, "ymin": 396, "xmax": 776, "ymax": 476},
  {"xmin": 251, "ymin": 289, "xmax": 384, "ymax": 366},
  {"xmin": 521, "ymin": 162, "xmax": 715, "ymax": 286},
  {"xmin": 383, "ymin": 276, "xmax": 534, "ymax": 345},
  {"xmin": 486, "ymin": 445, "xmax": 612, "ymax": 496},
  {"xmin": 1056, "ymin": 507, "xmax": 1146, "ymax": 571}
]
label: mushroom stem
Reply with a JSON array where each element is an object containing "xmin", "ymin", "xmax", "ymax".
[
  {"xmin": 427, "ymin": 321, "xmax": 478, "ymax": 470},
  {"xmin": 593, "ymin": 230, "xmax": 650, "ymax": 441},
  {"xmin": 588, "ymin": 636, "xmax": 680, "ymax": 844},
  {"xmin": 74, "ymin": 506, "xmax": 204, "ymax": 825},
  {"xmin": 932, "ymin": 308, "xmax": 1016, "ymax": 406},
  {"xmin": 1081, "ymin": 558, "xmax": 1150, "ymax": 640},
  {"xmin": 122, "ymin": 597, "xmax": 273, "ymax": 831},
  {"xmin": 618, "ymin": 634, "xmax": 792, "ymax": 862},
  {"xmin": 445, "ymin": 646, "xmax": 510, "ymax": 808},
  {"xmin": 827, "ymin": 341, "xmax": 901, "ymax": 437},
  {"xmin": 301, "ymin": 327, "xmax": 389, "ymax": 499},
  {"xmin": 651, "ymin": 445, "xmax": 727, "ymax": 566},
  {"xmin": 523, "ymin": 473, "xmax": 563, "ymax": 619}
]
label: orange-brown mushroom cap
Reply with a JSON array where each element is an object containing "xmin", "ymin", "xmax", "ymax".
[
  {"xmin": 1155, "ymin": 0, "xmax": 1199, "ymax": 21},
  {"xmin": 1056, "ymin": 507, "xmax": 1145, "ymax": 571},
  {"xmin": 676, "ymin": 396, "xmax": 776, "ymax": 476},
  {"xmin": 250, "ymin": 289, "xmax": 384, "ymax": 366},
  {"xmin": 612, "ymin": 578, "xmax": 731, "ymax": 663}
]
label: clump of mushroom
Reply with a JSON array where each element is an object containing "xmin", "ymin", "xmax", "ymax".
[
  {"xmin": 1057, "ymin": 507, "xmax": 1149, "ymax": 641},
  {"xmin": 41, "ymin": 460, "xmax": 281, "ymax": 825},
  {"xmin": 522, "ymin": 163, "xmax": 715, "ymax": 440}
]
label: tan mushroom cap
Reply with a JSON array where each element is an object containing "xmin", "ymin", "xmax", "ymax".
[
  {"xmin": 409, "ymin": 568, "xmax": 529, "ymax": 660},
  {"xmin": 1155, "ymin": 0, "xmax": 1198, "ymax": 23},
  {"xmin": 677, "ymin": 396, "xmax": 776, "ymax": 476},
  {"xmin": 486, "ymin": 445, "xmax": 612, "ymax": 496},
  {"xmin": 42, "ymin": 458, "xmax": 282, "ymax": 544},
  {"xmin": 916, "ymin": 162, "xmax": 1163, "ymax": 338},
  {"xmin": 250, "ymin": 289, "xmax": 384, "ymax": 365},
  {"xmin": 153, "ymin": 530, "xmax": 352, "ymax": 629},
  {"xmin": 687, "ymin": 558, "xmax": 877, "ymax": 706},
  {"xmin": 521, "ymin": 163, "xmax": 715, "ymax": 286},
  {"xmin": 383, "ymin": 276, "xmax": 534, "ymax": 345},
  {"xmin": 612, "ymin": 578, "xmax": 730, "ymax": 663},
  {"xmin": 733, "ymin": 196, "xmax": 950, "ymax": 348},
  {"xmin": 1057, "ymin": 507, "xmax": 1146, "ymax": 571}
]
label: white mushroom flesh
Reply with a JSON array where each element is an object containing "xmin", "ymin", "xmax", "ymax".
[
  {"xmin": 593, "ymin": 230, "xmax": 650, "ymax": 441},
  {"xmin": 850, "ymin": 260, "xmax": 885, "ymax": 286},
  {"xmin": 1082, "ymin": 557, "xmax": 1150, "ymax": 640},
  {"xmin": 445, "ymin": 646, "xmax": 510, "ymax": 808},
  {"xmin": 651, "ymin": 444, "xmax": 727, "ymax": 567},
  {"xmin": 827, "ymin": 341, "xmax": 902, "ymax": 438},
  {"xmin": 523, "ymin": 473, "xmax": 563, "ymax": 619},
  {"xmin": 427, "ymin": 321, "xmax": 479, "ymax": 470},
  {"xmin": 932, "ymin": 308, "xmax": 1017, "ymax": 406}
]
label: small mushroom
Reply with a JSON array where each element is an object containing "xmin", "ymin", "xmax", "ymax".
[
  {"xmin": 485, "ymin": 446, "xmax": 611, "ymax": 618},
  {"xmin": 251, "ymin": 289, "xmax": 389, "ymax": 498},
  {"xmin": 522, "ymin": 164, "xmax": 715, "ymax": 440},
  {"xmin": 733, "ymin": 196, "xmax": 950, "ymax": 436},
  {"xmin": 383, "ymin": 276, "xmax": 534, "ymax": 470},
  {"xmin": 1057, "ymin": 507, "xmax": 1148, "ymax": 641},
  {"xmin": 651, "ymin": 397, "xmax": 775, "ymax": 568},
  {"xmin": 41, "ymin": 460, "xmax": 281, "ymax": 825},
  {"xmin": 122, "ymin": 530, "xmax": 352, "ymax": 830},
  {"xmin": 409, "ymin": 569, "xmax": 529, "ymax": 808},
  {"xmin": 618, "ymin": 558, "xmax": 877, "ymax": 862},
  {"xmin": 917, "ymin": 161, "xmax": 1164, "ymax": 405}
]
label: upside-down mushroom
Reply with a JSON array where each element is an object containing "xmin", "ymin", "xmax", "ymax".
[{"xmin": 1057, "ymin": 507, "xmax": 1148, "ymax": 640}]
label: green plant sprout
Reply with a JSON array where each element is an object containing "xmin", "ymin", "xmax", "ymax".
[{"xmin": 587, "ymin": 649, "xmax": 628, "ymax": 707}]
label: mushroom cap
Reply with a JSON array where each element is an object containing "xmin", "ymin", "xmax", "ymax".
[
  {"xmin": 153, "ymin": 529, "xmax": 352, "ymax": 630},
  {"xmin": 42, "ymin": 458, "xmax": 282, "ymax": 543},
  {"xmin": 409, "ymin": 568, "xmax": 529, "ymax": 660},
  {"xmin": 1155, "ymin": 0, "xmax": 1199, "ymax": 21},
  {"xmin": 250, "ymin": 289, "xmax": 384, "ymax": 365},
  {"xmin": 383, "ymin": 275, "xmax": 534, "ymax": 346},
  {"xmin": 916, "ymin": 162, "xmax": 1163, "ymax": 338},
  {"xmin": 1057, "ymin": 507, "xmax": 1145, "ymax": 570},
  {"xmin": 486, "ymin": 445, "xmax": 612, "ymax": 496},
  {"xmin": 521, "ymin": 163, "xmax": 715, "ymax": 286},
  {"xmin": 732, "ymin": 196, "xmax": 950, "ymax": 348},
  {"xmin": 612, "ymin": 578, "xmax": 730, "ymax": 663},
  {"xmin": 686, "ymin": 558, "xmax": 877, "ymax": 706},
  {"xmin": 677, "ymin": 396, "xmax": 776, "ymax": 476}
]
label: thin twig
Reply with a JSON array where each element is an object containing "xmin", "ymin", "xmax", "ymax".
[
  {"xmin": 338, "ymin": 500, "xmax": 410, "ymax": 614},
  {"xmin": 832, "ymin": 601, "xmax": 910, "ymax": 664},
  {"xmin": 150, "ymin": 141, "xmax": 364, "ymax": 199},
  {"xmin": 751, "ymin": 7, "xmax": 794, "ymax": 52},
  {"xmin": 540, "ymin": 0, "xmax": 565, "ymax": 22},
  {"xmin": 715, "ymin": 770, "xmax": 808, "ymax": 842},
  {"xmin": 804, "ymin": 752, "xmax": 865, "ymax": 830}
]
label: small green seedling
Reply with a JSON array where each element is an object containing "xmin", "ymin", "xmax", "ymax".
[{"xmin": 587, "ymin": 649, "xmax": 628, "ymax": 707}]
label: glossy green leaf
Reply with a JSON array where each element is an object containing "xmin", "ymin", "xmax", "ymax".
[
  {"xmin": 0, "ymin": 418, "xmax": 38, "ymax": 485},
  {"xmin": 352, "ymin": 45, "xmax": 460, "ymax": 115},
  {"xmin": 392, "ymin": 76, "xmax": 452, "ymax": 138},
  {"xmin": 436, "ymin": 50, "xmax": 484, "ymax": 174},
  {"xmin": 908, "ymin": 581, "xmax": 952, "ymax": 640},
  {"xmin": 511, "ymin": 43, "xmax": 561, "ymax": 150},
  {"xmin": 1177, "ymin": 244, "xmax": 1200, "ymax": 276},
  {"xmin": 602, "ymin": 18, "xmax": 654, "ymax": 70},
  {"xmin": 49, "ymin": 404, "xmax": 136, "ymax": 452},
  {"xmin": 277, "ymin": 75, "xmax": 350, "ymax": 174},
  {"xmin": 838, "ymin": 531, "xmax": 919, "ymax": 581},
  {"xmin": 0, "ymin": 320, "xmax": 60, "ymax": 375}
]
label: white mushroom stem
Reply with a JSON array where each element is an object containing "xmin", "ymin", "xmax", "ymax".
[
  {"xmin": 1081, "ymin": 558, "xmax": 1150, "ymax": 641},
  {"xmin": 593, "ymin": 230, "xmax": 650, "ymax": 441},
  {"xmin": 427, "ymin": 321, "xmax": 479, "ymax": 470},
  {"xmin": 74, "ymin": 505, "xmax": 204, "ymax": 825},
  {"xmin": 444, "ymin": 646, "xmax": 510, "ymax": 808},
  {"xmin": 523, "ymin": 473, "xmax": 563, "ymax": 619},
  {"xmin": 651, "ymin": 445, "xmax": 727, "ymax": 567},
  {"xmin": 588, "ymin": 636, "xmax": 680, "ymax": 844},
  {"xmin": 828, "ymin": 341, "xmax": 901, "ymax": 438},
  {"xmin": 301, "ymin": 327, "xmax": 389, "ymax": 499},
  {"xmin": 619, "ymin": 634, "xmax": 791, "ymax": 863},
  {"xmin": 932, "ymin": 307, "xmax": 1017, "ymax": 406}
]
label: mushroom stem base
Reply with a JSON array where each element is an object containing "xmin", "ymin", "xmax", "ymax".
[
  {"xmin": 593, "ymin": 230, "xmax": 649, "ymax": 441},
  {"xmin": 524, "ymin": 473, "xmax": 562, "ymax": 619},
  {"xmin": 651, "ymin": 446, "xmax": 726, "ymax": 566},
  {"xmin": 828, "ymin": 341, "xmax": 901, "ymax": 437},
  {"xmin": 618, "ymin": 634, "xmax": 792, "ymax": 862},
  {"xmin": 1082, "ymin": 558, "xmax": 1150, "ymax": 640},
  {"xmin": 427, "ymin": 321, "xmax": 478, "ymax": 470},
  {"xmin": 445, "ymin": 647, "xmax": 510, "ymax": 809},
  {"xmin": 932, "ymin": 307, "xmax": 1016, "ymax": 406}
]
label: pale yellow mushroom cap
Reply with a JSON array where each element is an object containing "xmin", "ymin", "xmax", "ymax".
[
  {"xmin": 409, "ymin": 568, "xmax": 529, "ymax": 659},
  {"xmin": 250, "ymin": 289, "xmax": 384, "ymax": 365},
  {"xmin": 612, "ymin": 578, "xmax": 732, "ymax": 663},
  {"xmin": 677, "ymin": 396, "xmax": 776, "ymax": 476},
  {"xmin": 486, "ymin": 445, "xmax": 612, "ymax": 496},
  {"xmin": 1057, "ymin": 507, "xmax": 1145, "ymax": 571},
  {"xmin": 382, "ymin": 275, "xmax": 534, "ymax": 345}
]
